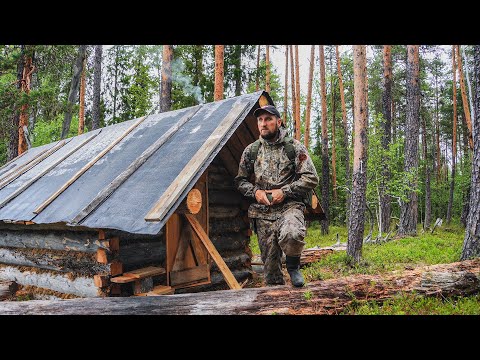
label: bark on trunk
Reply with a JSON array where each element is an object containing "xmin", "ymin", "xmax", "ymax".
[
  {"xmin": 347, "ymin": 45, "xmax": 368, "ymax": 263},
  {"xmin": 283, "ymin": 45, "xmax": 289, "ymax": 123},
  {"xmin": 290, "ymin": 45, "xmax": 297, "ymax": 138},
  {"xmin": 304, "ymin": 45, "xmax": 315, "ymax": 149},
  {"xmin": 319, "ymin": 45, "xmax": 330, "ymax": 235},
  {"xmin": 160, "ymin": 45, "xmax": 173, "ymax": 112},
  {"xmin": 461, "ymin": 45, "xmax": 480, "ymax": 260},
  {"xmin": 61, "ymin": 45, "xmax": 87, "ymax": 139},
  {"xmin": 234, "ymin": 45, "xmax": 242, "ymax": 96},
  {"xmin": 214, "ymin": 45, "xmax": 224, "ymax": 101},
  {"xmin": 294, "ymin": 45, "xmax": 301, "ymax": 141},
  {"xmin": 7, "ymin": 45, "xmax": 24, "ymax": 161},
  {"xmin": 255, "ymin": 45, "xmax": 260, "ymax": 92},
  {"xmin": 398, "ymin": 46, "xmax": 420, "ymax": 237},
  {"xmin": 457, "ymin": 45, "xmax": 474, "ymax": 150},
  {"xmin": 330, "ymin": 49, "xmax": 337, "ymax": 201},
  {"xmin": 265, "ymin": 45, "xmax": 270, "ymax": 93},
  {"xmin": 447, "ymin": 46, "xmax": 457, "ymax": 224},
  {"xmin": 92, "ymin": 45, "xmax": 102, "ymax": 130},
  {"xmin": 380, "ymin": 45, "xmax": 392, "ymax": 233},
  {"xmin": 18, "ymin": 49, "xmax": 35, "ymax": 155},
  {"xmin": 336, "ymin": 46, "xmax": 351, "ymax": 223},
  {"xmin": 2, "ymin": 258, "xmax": 479, "ymax": 314},
  {"xmin": 78, "ymin": 56, "xmax": 87, "ymax": 135},
  {"xmin": 423, "ymin": 111, "xmax": 432, "ymax": 229}
]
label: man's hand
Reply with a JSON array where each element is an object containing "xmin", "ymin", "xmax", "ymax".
[
  {"xmin": 266, "ymin": 189, "xmax": 285, "ymax": 205},
  {"xmin": 255, "ymin": 189, "xmax": 271, "ymax": 205}
]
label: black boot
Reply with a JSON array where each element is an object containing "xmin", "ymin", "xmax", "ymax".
[{"xmin": 285, "ymin": 255, "xmax": 304, "ymax": 287}]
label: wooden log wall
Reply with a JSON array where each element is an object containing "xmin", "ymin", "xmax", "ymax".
[{"xmin": 175, "ymin": 157, "xmax": 252, "ymax": 293}]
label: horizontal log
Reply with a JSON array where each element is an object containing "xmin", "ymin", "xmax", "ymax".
[
  {"xmin": 0, "ymin": 280, "xmax": 17, "ymax": 300},
  {"xmin": 210, "ymin": 233, "xmax": 249, "ymax": 253},
  {"xmin": 0, "ymin": 264, "xmax": 100, "ymax": 298},
  {"xmin": 0, "ymin": 229, "xmax": 104, "ymax": 252},
  {"xmin": 209, "ymin": 206, "xmax": 241, "ymax": 219},
  {"xmin": 118, "ymin": 241, "xmax": 165, "ymax": 272},
  {"xmin": 209, "ymin": 217, "xmax": 248, "ymax": 235},
  {"xmin": 210, "ymin": 253, "xmax": 250, "ymax": 272},
  {"xmin": 1, "ymin": 258, "xmax": 479, "ymax": 314},
  {"xmin": 175, "ymin": 269, "xmax": 252, "ymax": 294},
  {"xmin": 208, "ymin": 190, "xmax": 243, "ymax": 206},
  {"xmin": 0, "ymin": 246, "xmax": 111, "ymax": 275},
  {"xmin": 207, "ymin": 173, "xmax": 235, "ymax": 191}
]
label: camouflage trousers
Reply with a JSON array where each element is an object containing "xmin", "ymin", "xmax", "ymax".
[{"xmin": 253, "ymin": 205, "xmax": 306, "ymax": 285}]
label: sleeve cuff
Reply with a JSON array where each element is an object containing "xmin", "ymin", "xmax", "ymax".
[{"xmin": 281, "ymin": 184, "xmax": 293, "ymax": 198}]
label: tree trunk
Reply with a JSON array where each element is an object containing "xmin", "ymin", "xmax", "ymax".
[
  {"xmin": 255, "ymin": 45, "xmax": 260, "ymax": 92},
  {"xmin": 233, "ymin": 45, "xmax": 242, "ymax": 97},
  {"xmin": 462, "ymin": 45, "xmax": 475, "ymax": 124},
  {"xmin": 319, "ymin": 45, "xmax": 330, "ymax": 234},
  {"xmin": 457, "ymin": 45, "xmax": 473, "ymax": 150},
  {"xmin": 336, "ymin": 46, "xmax": 351, "ymax": 223},
  {"xmin": 8, "ymin": 45, "xmax": 24, "ymax": 161},
  {"xmin": 92, "ymin": 45, "xmax": 102, "ymax": 130},
  {"xmin": 265, "ymin": 45, "xmax": 270, "ymax": 93},
  {"xmin": 461, "ymin": 186, "xmax": 470, "ymax": 227},
  {"xmin": 447, "ymin": 46, "xmax": 457, "ymax": 225},
  {"xmin": 460, "ymin": 45, "xmax": 480, "ymax": 260},
  {"xmin": 294, "ymin": 45, "xmax": 301, "ymax": 141},
  {"xmin": 112, "ymin": 46, "xmax": 118, "ymax": 123},
  {"xmin": 304, "ymin": 45, "xmax": 315, "ymax": 149},
  {"xmin": 398, "ymin": 46, "xmax": 420, "ymax": 237},
  {"xmin": 290, "ymin": 45, "xmax": 297, "ymax": 137},
  {"xmin": 160, "ymin": 45, "xmax": 173, "ymax": 112},
  {"xmin": 435, "ymin": 66, "xmax": 441, "ymax": 182},
  {"xmin": 380, "ymin": 45, "xmax": 392, "ymax": 233},
  {"xmin": 330, "ymin": 48, "xmax": 337, "ymax": 202},
  {"xmin": 61, "ymin": 45, "xmax": 87, "ymax": 139},
  {"xmin": 214, "ymin": 45, "xmax": 224, "ymax": 101},
  {"xmin": 283, "ymin": 45, "xmax": 289, "ymax": 124},
  {"xmin": 422, "ymin": 110, "xmax": 432, "ymax": 229},
  {"xmin": 18, "ymin": 48, "xmax": 35, "ymax": 154},
  {"xmin": 347, "ymin": 45, "xmax": 368, "ymax": 263},
  {"xmin": 78, "ymin": 56, "xmax": 87, "ymax": 135}
]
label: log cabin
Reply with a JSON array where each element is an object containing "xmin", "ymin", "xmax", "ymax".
[{"xmin": 0, "ymin": 91, "xmax": 324, "ymax": 299}]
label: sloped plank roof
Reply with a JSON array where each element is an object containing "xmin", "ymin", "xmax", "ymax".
[{"xmin": 0, "ymin": 91, "xmax": 268, "ymax": 235}]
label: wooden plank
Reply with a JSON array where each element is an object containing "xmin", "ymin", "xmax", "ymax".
[
  {"xmin": 134, "ymin": 285, "xmax": 174, "ymax": 296},
  {"xmin": 190, "ymin": 227, "xmax": 207, "ymax": 265},
  {"xmin": 0, "ymin": 139, "xmax": 68, "ymax": 190},
  {"xmin": 185, "ymin": 214, "xmax": 241, "ymax": 290},
  {"xmin": 170, "ymin": 264, "xmax": 210, "ymax": 288},
  {"xmin": 110, "ymin": 275, "xmax": 136, "ymax": 284},
  {"xmin": 71, "ymin": 108, "xmax": 200, "ymax": 224},
  {"xmin": 171, "ymin": 224, "xmax": 196, "ymax": 271},
  {"xmin": 93, "ymin": 275, "xmax": 109, "ymax": 288},
  {"xmin": 165, "ymin": 213, "xmax": 181, "ymax": 283},
  {"xmin": 96, "ymin": 249, "xmax": 108, "ymax": 264},
  {"xmin": 98, "ymin": 229, "xmax": 106, "ymax": 240},
  {"xmin": 145, "ymin": 101, "xmax": 250, "ymax": 222},
  {"xmin": 110, "ymin": 261, "xmax": 123, "ymax": 276},
  {"xmin": 33, "ymin": 115, "xmax": 148, "ymax": 215},
  {"xmin": 0, "ymin": 132, "xmax": 100, "ymax": 209},
  {"xmin": 123, "ymin": 266, "xmax": 166, "ymax": 279}
]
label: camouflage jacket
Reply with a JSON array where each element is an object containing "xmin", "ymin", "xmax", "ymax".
[{"xmin": 234, "ymin": 127, "xmax": 319, "ymax": 220}]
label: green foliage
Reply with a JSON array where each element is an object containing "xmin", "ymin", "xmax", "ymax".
[{"xmin": 32, "ymin": 113, "xmax": 83, "ymax": 147}]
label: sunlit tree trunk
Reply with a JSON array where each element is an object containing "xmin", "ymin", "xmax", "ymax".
[
  {"xmin": 456, "ymin": 45, "xmax": 474, "ymax": 150},
  {"xmin": 283, "ymin": 45, "xmax": 289, "ymax": 124},
  {"xmin": 92, "ymin": 45, "xmax": 102, "ymax": 130},
  {"xmin": 214, "ymin": 45, "xmax": 224, "ymax": 101},
  {"xmin": 422, "ymin": 109, "xmax": 432, "ymax": 229},
  {"xmin": 265, "ymin": 45, "xmax": 270, "ymax": 93},
  {"xmin": 380, "ymin": 45, "xmax": 392, "ymax": 233},
  {"xmin": 447, "ymin": 46, "xmax": 457, "ymax": 224},
  {"xmin": 319, "ymin": 45, "xmax": 329, "ymax": 235},
  {"xmin": 256, "ymin": 45, "xmax": 261, "ymax": 91},
  {"xmin": 78, "ymin": 56, "xmax": 87, "ymax": 135},
  {"xmin": 17, "ymin": 47, "xmax": 35, "ymax": 155},
  {"xmin": 294, "ymin": 45, "xmax": 301, "ymax": 141},
  {"xmin": 61, "ymin": 45, "xmax": 86, "ymax": 139},
  {"xmin": 330, "ymin": 49, "xmax": 337, "ymax": 202},
  {"xmin": 290, "ymin": 45, "xmax": 297, "ymax": 138},
  {"xmin": 160, "ymin": 45, "xmax": 173, "ymax": 112},
  {"xmin": 398, "ymin": 45, "xmax": 420, "ymax": 237},
  {"xmin": 347, "ymin": 45, "xmax": 368, "ymax": 263},
  {"xmin": 434, "ymin": 65, "xmax": 441, "ymax": 182},
  {"xmin": 336, "ymin": 46, "xmax": 351, "ymax": 222},
  {"xmin": 304, "ymin": 45, "xmax": 315, "ymax": 149},
  {"xmin": 460, "ymin": 45, "xmax": 480, "ymax": 260},
  {"xmin": 462, "ymin": 45, "xmax": 475, "ymax": 123}
]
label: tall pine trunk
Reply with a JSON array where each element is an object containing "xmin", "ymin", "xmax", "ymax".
[
  {"xmin": 347, "ymin": 45, "xmax": 368, "ymax": 263},
  {"xmin": 294, "ymin": 45, "xmax": 301, "ymax": 141},
  {"xmin": 422, "ymin": 109, "xmax": 432, "ymax": 229},
  {"xmin": 460, "ymin": 45, "xmax": 480, "ymax": 260},
  {"xmin": 255, "ymin": 45, "xmax": 260, "ymax": 92},
  {"xmin": 92, "ymin": 45, "xmax": 102, "ymax": 130},
  {"xmin": 283, "ymin": 45, "xmax": 289, "ymax": 123},
  {"xmin": 398, "ymin": 45, "xmax": 420, "ymax": 237},
  {"xmin": 78, "ymin": 56, "xmax": 87, "ymax": 135},
  {"xmin": 8, "ymin": 45, "xmax": 25, "ymax": 161},
  {"xmin": 304, "ymin": 45, "xmax": 315, "ymax": 149},
  {"xmin": 380, "ymin": 45, "xmax": 392, "ymax": 233},
  {"xmin": 319, "ymin": 45, "xmax": 329, "ymax": 235},
  {"xmin": 290, "ymin": 45, "xmax": 297, "ymax": 138},
  {"xmin": 462, "ymin": 45, "xmax": 475, "ymax": 123},
  {"xmin": 435, "ymin": 66, "xmax": 441, "ymax": 182},
  {"xmin": 265, "ymin": 45, "xmax": 270, "ymax": 93},
  {"xmin": 160, "ymin": 45, "xmax": 173, "ymax": 112},
  {"xmin": 18, "ymin": 47, "xmax": 35, "ymax": 154},
  {"xmin": 447, "ymin": 46, "xmax": 457, "ymax": 224},
  {"xmin": 234, "ymin": 45, "xmax": 242, "ymax": 96},
  {"xmin": 336, "ymin": 46, "xmax": 351, "ymax": 223},
  {"xmin": 214, "ymin": 45, "xmax": 224, "ymax": 101},
  {"xmin": 61, "ymin": 45, "xmax": 86, "ymax": 139},
  {"xmin": 330, "ymin": 48, "xmax": 337, "ymax": 202},
  {"xmin": 457, "ymin": 45, "xmax": 473, "ymax": 150}
]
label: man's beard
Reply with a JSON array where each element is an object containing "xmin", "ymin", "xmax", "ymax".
[{"xmin": 260, "ymin": 127, "xmax": 279, "ymax": 140}]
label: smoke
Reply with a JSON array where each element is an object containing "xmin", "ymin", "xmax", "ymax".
[{"xmin": 171, "ymin": 58, "xmax": 204, "ymax": 104}]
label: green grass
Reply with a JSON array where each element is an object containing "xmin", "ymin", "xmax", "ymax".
[{"xmin": 248, "ymin": 220, "xmax": 480, "ymax": 314}]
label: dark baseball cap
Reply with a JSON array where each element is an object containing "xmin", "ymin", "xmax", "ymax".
[{"xmin": 253, "ymin": 105, "xmax": 281, "ymax": 118}]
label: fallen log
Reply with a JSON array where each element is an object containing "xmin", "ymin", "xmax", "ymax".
[
  {"xmin": 1, "ymin": 258, "xmax": 479, "ymax": 314},
  {"xmin": 0, "ymin": 281, "xmax": 17, "ymax": 300}
]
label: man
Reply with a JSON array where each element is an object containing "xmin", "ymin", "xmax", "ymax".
[{"xmin": 234, "ymin": 104, "xmax": 319, "ymax": 287}]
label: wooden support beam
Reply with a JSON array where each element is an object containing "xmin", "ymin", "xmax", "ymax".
[
  {"xmin": 145, "ymin": 101, "xmax": 250, "ymax": 222},
  {"xmin": 134, "ymin": 285, "xmax": 174, "ymax": 296},
  {"xmin": 123, "ymin": 266, "xmax": 166, "ymax": 279},
  {"xmin": 184, "ymin": 214, "xmax": 241, "ymax": 290},
  {"xmin": 70, "ymin": 108, "xmax": 200, "ymax": 225},
  {"xmin": 34, "ymin": 115, "xmax": 149, "ymax": 215},
  {"xmin": 0, "ymin": 132, "xmax": 100, "ymax": 209},
  {"xmin": 0, "ymin": 139, "xmax": 68, "ymax": 190},
  {"xmin": 170, "ymin": 264, "xmax": 210, "ymax": 288}
]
